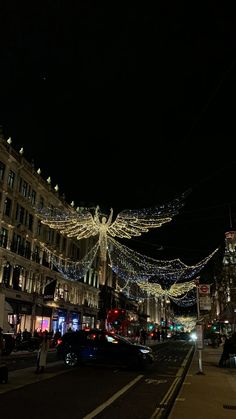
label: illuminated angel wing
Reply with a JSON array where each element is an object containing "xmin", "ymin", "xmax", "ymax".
[
  {"xmin": 137, "ymin": 281, "xmax": 165, "ymax": 295},
  {"xmin": 168, "ymin": 281, "xmax": 196, "ymax": 297},
  {"xmin": 108, "ymin": 191, "xmax": 189, "ymax": 239},
  {"xmin": 37, "ymin": 207, "xmax": 99, "ymax": 239}
]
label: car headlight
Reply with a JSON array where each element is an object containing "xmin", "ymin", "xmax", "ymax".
[
  {"xmin": 139, "ymin": 349, "xmax": 150, "ymax": 354},
  {"xmin": 190, "ymin": 332, "xmax": 197, "ymax": 341}
]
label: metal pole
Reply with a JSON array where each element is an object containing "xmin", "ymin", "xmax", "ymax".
[{"xmin": 196, "ymin": 284, "xmax": 204, "ymax": 374}]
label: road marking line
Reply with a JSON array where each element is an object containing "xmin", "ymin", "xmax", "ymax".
[
  {"xmin": 176, "ymin": 398, "xmax": 185, "ymax": 401},
  {"xmin": 82, "ymin": 374, "xmax": 143, "ymax": 419},
  {"xmin": 150, "ymin": 346, "xmax": 194, "ymax": 418}
]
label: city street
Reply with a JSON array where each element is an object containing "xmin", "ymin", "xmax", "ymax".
[{"xmin": 0, "ymin": 341, "xmax": 194, "ymax": 419}]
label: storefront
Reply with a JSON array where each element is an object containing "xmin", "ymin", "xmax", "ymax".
[
  {"xmin": 82, "ymin": 314, "xmax": 95, "ymax": 330},
  {"xmin": 51, "ymin": 308, "xmax": 67, "ymax": 335},
  {"xmin": 68, "ymin": 311, "xmax": 80, "ymax": 331},
  {"xmin": 34, "ymin": 305, "xmax": 52, "ymax": 333},
  {"xmin": 5, "ymin": 298, "xmax": 33, "ymax": 333}
]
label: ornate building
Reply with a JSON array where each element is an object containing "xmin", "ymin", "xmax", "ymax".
[
  {"xmin": 211, "ymin": 230, "xmax": 236, "ymax": 331},
  {"xmin": 0, "ymin": 132, "xmax": 99, "ymax": 334}
]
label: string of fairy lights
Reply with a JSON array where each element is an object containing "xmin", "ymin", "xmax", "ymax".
[
  {"xmin": 40, "ymin": 235, "xmax": 216, "ymax": 306},
  {"xmin": 42, "ymin": 241, "xmax": 100, "ymax": 281},
  {"xmin": 170, "ymin": 288, "xmax": 197, "ymax": 307},
  {"xmin": 107, "ymin": 236, "xmax": 218, "ymax": 283},
  {"xmin": 35, "ymin": 194, "xmax": 217, "ymax": 306}
]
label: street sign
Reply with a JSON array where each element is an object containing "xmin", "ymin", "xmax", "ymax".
[
  {"xmin": 199, "ymin": 295, "xmax": 211, "ymax": 310},
  {"xmin": 199, "ymin": 284, "xmax": 210, "ymax": 295}
]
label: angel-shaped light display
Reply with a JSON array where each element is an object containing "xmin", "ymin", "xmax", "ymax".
[
  {"xmin": 37, "ymin": 192, "xmax": 189, "ymax": 261},
  {"xmin": 137, "ymin": 279, "xmax": 197, "ymax": 298}
]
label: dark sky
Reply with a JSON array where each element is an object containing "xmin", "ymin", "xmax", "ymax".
[{"xmin": 0, "ymin": 2, "xmax": 236, "ymax": 268}]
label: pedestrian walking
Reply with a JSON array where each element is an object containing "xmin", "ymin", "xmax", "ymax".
[
  {"xmin": 140, "ymin": 329, "xmax": 147, "ymax": 345},
  {"xmin": 35, "ymin": 332, "xmax": 49, "ymax": 373}
]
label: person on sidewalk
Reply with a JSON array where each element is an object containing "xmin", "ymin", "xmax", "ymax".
[
  {"xmin": 218, "ymin": 335, "xmax": 230, "ymax": 367},
  {"xmin": 35, "ymin": 332, "xmax": 50, "ymax": 373},
  {"xmin": 218, "ymin": 333, "xmax": 236, "ymax": 367}
]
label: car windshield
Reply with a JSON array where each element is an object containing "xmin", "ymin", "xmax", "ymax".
[{"xmin": 107, "ymin": 334, "xmax": 131, "ymax": 345}]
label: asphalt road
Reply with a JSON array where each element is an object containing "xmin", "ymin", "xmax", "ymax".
[{"xmin": 0, "ymin": 341, "xmax": 194, "ymax": 419}]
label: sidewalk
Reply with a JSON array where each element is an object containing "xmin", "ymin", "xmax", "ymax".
[
  {"xmin": 0, "ymin": 360, "xmax": 65, "ymax": 394},
  {"xmin": 169, "ymin": 345, "xmax": 236, "ymax": 419}
]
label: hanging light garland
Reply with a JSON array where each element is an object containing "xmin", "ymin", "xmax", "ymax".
[
  {"xmin": 170, "ymin": 288, "xmax": 197, "ymax": 307},
  {"xmin": 108, "ymin": 236, "xmax": 218, "ymax": 284},
  {"xmin": 42, "ymin": 240, "xmax": 100, "ymax": 281}
]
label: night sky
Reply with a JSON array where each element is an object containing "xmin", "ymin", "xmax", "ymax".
[{"xmin": 0, "ymin": 3, "xmax": 236, "ymax": 270}]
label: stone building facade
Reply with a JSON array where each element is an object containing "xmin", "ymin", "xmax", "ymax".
[{"xmin": 0, "ymin": 133, "xmax": 99, "ymax": 334}]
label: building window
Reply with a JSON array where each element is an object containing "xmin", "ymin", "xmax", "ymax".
[
  {"xmin": 22, "ymin": 180, "xmax": 28, "ymax": 197},
  {"xmin": 39, "ymin": 196, "xmax": 44, "ymax": 209},
  {"xmin": 46, "ymin": 229, "xmax": 51, "ymax": 243},
  {"xmin": 31, "ymin": 189, "xmax": 36, "ymax": 205},
  {"xmin": 37, "ymin": 221, "xmax": 41, "ymax": 236},
  {"xmin": 2, "ymin": 263, "xmax": 11, "ymax": 287},
  {"xmin": 19, "ymin": 206, "xmax": 25, "ymax": 224},
  {"xmin": 4, "ymin": 197, "xmax": 12, "ymax": 217},
  {"xmin": 28, "ymin": 214, "xmax": 33, "ymax": 231},
  {"xmin": 25, "ymin": 241, "xmax": 31, "ymax": 259},
  {"xmin": 0, "ymin": 161, "xmax": 5, "ymax": 180},
  {"xmin": 11, "ymin": 233, "xmax": 21, "ymax": 254},
  {"xmin": 32, "ymin": 245, "xmax": 40, "ymax": 263},
  {"xmin": 12, "ymin": 266, "xmax": 22, "ymax": 291},
  {"xmin": 8, "ymin": 170, "xmax": 15, "ymax": 188},
  {"xmin": 0, "ymin": 228, "xmax": 8, "ymax": 248},
  {"xmin": 56, "ymin": 233, "xmax": 61, "ymax": 247}
]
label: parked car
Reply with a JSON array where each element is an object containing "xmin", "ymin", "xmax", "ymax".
[
  {"xmin": 57, "ymin": 329, "xmax": 154, "ymax": 369},
  {"xmin": 13, "ymin": 336, "xmax": 41, "ymax": 352}
]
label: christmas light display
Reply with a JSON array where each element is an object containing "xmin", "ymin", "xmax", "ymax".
[
  {"xmin": 136, "ymin": 279, "xmax": 196, "ymax": 297},
  {"xmin": 35, "ymin": 190, "xmax": 217, "ymax": 309},
  {"xmin": 170, "ymin": 288, "xmax": 197, "ymax": 307},
  {"xmin": 42, "ymin": 241, "xmax": 100, "ymax": 281},
  {"xmin": 36, "ymin": 191, "xmax": 189, "ymax": 261},
  {"xmin": 108, "ymin": 236, "xmax": 218, "ymax": 283},
  {"xmin": 173, "ymin": 316, "xmax": 197, "ymax": 331}
]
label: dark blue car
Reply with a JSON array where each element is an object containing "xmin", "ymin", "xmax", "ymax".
[{"xmin": 57, "ymin": 329, "xmax": 153, "ymax": 369}]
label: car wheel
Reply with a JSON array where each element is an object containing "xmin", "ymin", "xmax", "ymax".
[{"xmin": 64, "ymin": 352, "xmax": 78, "ymax": 367}]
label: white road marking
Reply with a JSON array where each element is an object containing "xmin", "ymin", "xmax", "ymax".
[
  {"xmin": 83, "ymin": 374, "xmax": 143, "ymax": 419},
  {"xmin": 145, "ymin": 378, "xmax": 168, "ymax": 385}
]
